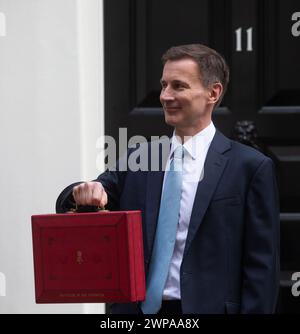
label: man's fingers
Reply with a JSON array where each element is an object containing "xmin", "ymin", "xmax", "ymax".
[
  {"xmin": 99, "ymin": 190, "xmax": 108, "ymax": 209},
  {"xmin": 72, "ymin": 185, "xmax": 81, "ymax": 204},
  {"xmin": 72, "ymin": 182, "xmax": 108, "ymax": 208},
  {"xmin": 73, "ymin": 183, "xmax": 85, "ymax": 205},
  {"xmin": 83, "ymin": 182, "xmax": 93, "ymax": 205},
  {"xmin": 91, "ymin": 184, "xmax": 103, "ymax": 207},
  {"xmin": 92, "ymin": 183, "xmax": 108, "ymax": 208}
]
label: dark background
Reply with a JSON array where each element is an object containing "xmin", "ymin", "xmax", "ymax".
[{"xmin": 104, "ymin": 0, "xmax": 300, "ymax": 313}]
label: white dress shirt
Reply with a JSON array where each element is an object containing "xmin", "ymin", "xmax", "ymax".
[{"xmin": 162, "ymin": 122, "xmax": 216, "ymax": 300}]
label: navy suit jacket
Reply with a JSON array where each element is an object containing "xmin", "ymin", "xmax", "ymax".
[{"xmin": 56, "ymin": 130, "xmax": 280, "ymax": 314}]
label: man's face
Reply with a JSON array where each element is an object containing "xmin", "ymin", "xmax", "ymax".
[{"xmin": 160, "ymin": 58, "xmax": 212, "ymax": 134}]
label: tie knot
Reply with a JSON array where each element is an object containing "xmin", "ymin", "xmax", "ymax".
[
  {"xmin": 173, "ymin": 145, "xmax": 184, "ymax": 160},
  {"xmin": 171, "ymin": 145, "xmax": 184, "ymax": 172}
]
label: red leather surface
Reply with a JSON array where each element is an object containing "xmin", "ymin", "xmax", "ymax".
[{"xmin": 31, "ymin": 211, "xmax": 145, "ymax": 303}]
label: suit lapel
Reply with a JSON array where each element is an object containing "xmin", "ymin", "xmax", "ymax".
[{"xmin": 183, "ymin": 130, "xmax": 231, "ymax": 257}]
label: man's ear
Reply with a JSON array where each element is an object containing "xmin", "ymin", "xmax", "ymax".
[{"xmin": 208, "ymin": 82, "xmax": 223, "ymax": 106}]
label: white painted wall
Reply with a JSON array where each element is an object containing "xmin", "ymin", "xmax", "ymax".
[{"xmin": 0, "ymin": 0, "xmax": 104, "ymax": 313}]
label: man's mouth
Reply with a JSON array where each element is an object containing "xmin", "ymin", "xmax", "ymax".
[{"xmin": 164, "ymin": 106, "xmax": 181, "ymax": 113}]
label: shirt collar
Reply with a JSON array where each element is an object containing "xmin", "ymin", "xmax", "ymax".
[{"xmin": 170, "ymin": 122, "xmax": 216, "ymax": 160}]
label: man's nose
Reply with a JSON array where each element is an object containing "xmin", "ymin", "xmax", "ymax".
[{"xmin": 160, "ymin": 88, "xmax": 175, "ymax": 101}]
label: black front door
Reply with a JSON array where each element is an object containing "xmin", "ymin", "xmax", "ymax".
[{"xmin": 104, "ymin": 0, "xmax": 300, "ymax": 313}]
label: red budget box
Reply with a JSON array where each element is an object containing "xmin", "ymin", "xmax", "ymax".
[{"xmin": 31, "ymin": 211, "xmax": 145, "ymax": 303}]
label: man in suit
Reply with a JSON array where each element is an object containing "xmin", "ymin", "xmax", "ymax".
[{"xmin": 56, "ymin": 44, "xmax": 280, "ymax": 314}]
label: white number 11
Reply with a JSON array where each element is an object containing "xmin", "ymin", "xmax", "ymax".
[{"xmin": 235, "ymin": 27, "xmax": 253, "ymax": 52}]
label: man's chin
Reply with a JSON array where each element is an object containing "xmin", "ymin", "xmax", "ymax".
[{"xmin": 164, "ymin": 115, "xmax": 180, "ymax": 127}]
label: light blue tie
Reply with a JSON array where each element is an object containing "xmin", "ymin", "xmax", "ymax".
[{"xmin": 141, "ymin": 145, "xmax": 183, "ymax": 314}]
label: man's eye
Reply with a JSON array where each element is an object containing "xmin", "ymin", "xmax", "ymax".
[{"xmin": 174, "ymin": 83, "xmax": 184, "ymax": 90}]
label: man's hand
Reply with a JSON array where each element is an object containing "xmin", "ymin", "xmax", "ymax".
[{"xmin": 72, "ymin": 181, "xmax": 108, "ymax": 208}]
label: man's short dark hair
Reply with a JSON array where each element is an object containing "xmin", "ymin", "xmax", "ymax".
[{"xmin": 162, "ymin": 44, "xmax": 230, "ymax": 107}]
